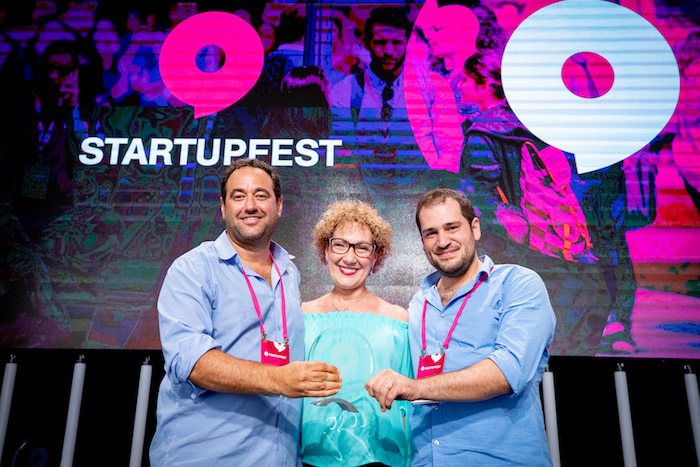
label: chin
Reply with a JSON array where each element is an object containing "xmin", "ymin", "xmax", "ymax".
[
  {"xmin": 230, "ymin": 228, "xmax": 267, "ymax": 245},
  {"xmin": 439, "ymin": 268, "xmax": 468, "ymax": 278},
  {"xmin": 333, "ymin": 273, "xmax": 367, "ymax": 287},
  {"xmin": 433, "ymin": 260, "xmax": 467, "ymax": 277}
]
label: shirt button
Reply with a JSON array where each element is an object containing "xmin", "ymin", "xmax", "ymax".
[
  {"xmin": 434, "ymin": 440, "xmax": 440, "ymax": 446},
  {"xmin": 433, "ymin": 405, "xmax": 439, "ymax": 411},
  {"xmin": 440, "ymin": 313, "xmax": 445, "ymax": 318}
]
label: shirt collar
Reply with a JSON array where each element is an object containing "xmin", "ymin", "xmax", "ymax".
[
  {"xmin": 421, "ymin": 255, "xmax": 495, "ymax": 299},
  {"xmin": 366, "ymin": 66, "xmax": 404, "ymax": 92},
  {"xmin": 275, "ymin": 43, "xmax": 304, "ymax": 52},
  {"xmin": 214, "ymin": 230, "xmax": 291, "ymax": 272}
]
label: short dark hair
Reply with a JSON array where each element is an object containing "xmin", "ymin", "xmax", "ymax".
[
  {"xmin": 364, "ymin": 7, "xmax": 411, "ymax": 44},
  {"xmin": 220, "ymin": 159, "xmax": 281, "ymax": 201},
  {"xmin": 276, "ymin": 7, "xmax": 306, "ymax": 45},
  {"xmin": 464, "ymin": 52, "xmax": 504, "ymax": 100},
  {"xmin": 415, "ymin": 188, "xmax": 476, "ymax": 231},
  {"xmin": 281, "ymin": 65, "xmax": 329, "ymax": 107},
  {"xmin": 39, "ymin": 40, "xmax": 80, "ymax": 74}
]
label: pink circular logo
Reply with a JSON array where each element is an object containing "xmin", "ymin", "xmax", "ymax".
[
  {"xmin": 561, "ymin": 52, "xmax": 615, "ymax": 99},
  {"xmin": 159, "ymin": 12, "xmax": 264, "ymax": 118}
]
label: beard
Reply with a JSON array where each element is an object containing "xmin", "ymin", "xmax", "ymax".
[
  {"xmin": 370, "ymin": 55, "xmax": 405, "ymax": 81},
  {"xmin": 427, "ymin": 245, "xmax": 477, "ymax": 278},
  {"xmin": 225, "ymin": 215, "xmax": 278, "ymax": 250}
]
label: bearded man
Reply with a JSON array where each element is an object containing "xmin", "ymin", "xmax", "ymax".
[
  {"xmin": 366, "ymin": 188, "xmax": 556, "ymax": 466},
  {"xmin": 151, "ymin": 159, "xmax": 341, "ymax": 466}
]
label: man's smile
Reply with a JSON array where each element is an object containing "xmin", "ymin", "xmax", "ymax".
[
  {"xmin": 240, "ymin": 214, "xmax": 263, "ymax": 224},
  {"xmin": 435, "ymin": 247, "xmax": 459, "ymax": 259}
]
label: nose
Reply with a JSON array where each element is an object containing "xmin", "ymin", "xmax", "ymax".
[
  {"xmin": 341, "ymin": 247, "xmax": 360, "ymax": 263},
  {"xmin": 384, "ymin": 42, "xmax": 396, "ymax": 56},
  {"xmin": 243, "ymin": 195, "xmax": 257, "ymax": 212},
  {"xmin": 436, "ymin": 231, "xmax": 451, "ymax": 249}
]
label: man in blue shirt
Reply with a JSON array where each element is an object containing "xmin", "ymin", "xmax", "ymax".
[
  {"xmin": 150, "ymin": 159, "xmax": 342, "ymax": 466},
  {"xmin": 366, "ymin": 188, "xmax": 555, "ymax": 466}
]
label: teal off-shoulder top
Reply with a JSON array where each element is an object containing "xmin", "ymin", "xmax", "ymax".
[{"xmin": 302, "ymin": 311, "xmax": 412, "ymax": 467}]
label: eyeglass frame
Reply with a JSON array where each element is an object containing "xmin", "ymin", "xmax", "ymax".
[{"xmin": 328, "ymin": 237, "xmax": 377, "ymax": 258}]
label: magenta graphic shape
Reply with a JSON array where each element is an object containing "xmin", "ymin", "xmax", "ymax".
[
  {"xmin": 561, "ymin": 52, "xmax": 615, "ymax": 99},
  {"xmin": 159, "ymin": 11, "xmax": 264, "ymax": 118},
  {"xmin": 405, "ymin": 0, "xmax": 479, "ymax": 173}
]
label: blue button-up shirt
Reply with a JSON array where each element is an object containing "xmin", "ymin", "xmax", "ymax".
[
  {"xmin": 150, "ymin": 231, "xmax": 303, "ymax": 466},
  {"xmin": 408, "ymin": 256, "xmax": 555, "ymax": 466}
]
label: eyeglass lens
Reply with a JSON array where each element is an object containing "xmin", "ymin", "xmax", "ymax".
[{"xmin": 330, "ymin": 238, "xmax": 375, "ymax": 257}]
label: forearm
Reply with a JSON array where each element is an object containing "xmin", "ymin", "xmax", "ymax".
[
  {"xmin": 189, "ymin": 349, "xmax": 279, "ymax": 395},
  {"xmin": 416, "ymin": 359, "xmax": 512, "ymax": 402},
  {"xmin": 366, "ymin": 358, "xmax": 512, "ymax": 412},
  {"xmin": 189, "ymin": 348, "xmax": 342, "ymax": 399}
]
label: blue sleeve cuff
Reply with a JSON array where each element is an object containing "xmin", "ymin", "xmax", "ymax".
[
  {"xmin": 168, "ymin": 333, "xmax": 222, "ymax": 399},
  {"xmin": 486, "ymin": 267, "xmax": 556, "ymax": 396},
  {"xmin": 487, "ymin": 349, "xmax": 523, "ymax": 395}
]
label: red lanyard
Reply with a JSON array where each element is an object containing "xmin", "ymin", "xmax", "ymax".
[
  {"xmin": 421, "ymin": 267, "xmax": 492, "ymax": 357},
  {"xmin": 239, "ymin": 251, "xmax": 288, "ymax": 344}
]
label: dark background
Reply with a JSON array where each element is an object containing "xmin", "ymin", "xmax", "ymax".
[{"xmin": 0, "ymin": 350, "xmax": 697, "ymax": 467}]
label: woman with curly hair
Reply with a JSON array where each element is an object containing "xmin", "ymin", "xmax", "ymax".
[{"xmin": 301, "ymin": 201, "xmax": 412, "ymax": 467}]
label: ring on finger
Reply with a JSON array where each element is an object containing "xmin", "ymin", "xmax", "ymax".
[{"xmin": 383, "ymin": 383, "xmax": 391, "ymax": 389}]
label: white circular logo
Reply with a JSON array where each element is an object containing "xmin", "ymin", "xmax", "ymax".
[{"xmin": 502, "ymin": 0, "xmax": 680, "ymax": 173}]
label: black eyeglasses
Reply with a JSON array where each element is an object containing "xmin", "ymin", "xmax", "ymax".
[{"xmin": 329, "ymin": 238, "xmax": 376, "ymax": 258}]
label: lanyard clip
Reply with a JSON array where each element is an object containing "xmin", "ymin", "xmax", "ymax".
[
  {"xmin": 440, "ymin": 345, "xmax": 446, "ymax": 355},
  {"xmin": 261, "ymin": 333, "xmax": 267, "ymax": 342},
  {"xmin": 420, "ymin": 348, "xmax": 427, "ymax": 358},
  {"xmin": 283, "ymin": 338, "xmax": 289, "ymax": 347}
]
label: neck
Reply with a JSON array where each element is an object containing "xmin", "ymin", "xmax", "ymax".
[
  {"xmin": 330, "ymin": 285, "xmax": 368, "ymax": 301},
  {"xmin": 227, "ymin": 232, "xmax": 273, "ymax": 285},
  {"xmin": 236, "ymin": 247, "xmax": 271, "ymax": 266},
  {"xmin": 330, "ymin": 286, "xmax": 370, "ymax": 311},
  {"xmin": 437, "ymin": 256, "xmax": 483, "ymax": 302},
  {"xmin": 478, "ymin": 96, "xmax": 504, "ymax": 114},
  {"xmin": 444, "ymin": 54, "xmax": 456, "ymax": 71},
  {"xmin": 446, "ymin": 54, "xmax": 468, "ymax": 81},
  {"xmin": 370, "ymin": 62, "xmax": 401, "ymax": 83},
  {"xmin": 226, "ymin": 231, "xmax": 272, "ymax": 261}
]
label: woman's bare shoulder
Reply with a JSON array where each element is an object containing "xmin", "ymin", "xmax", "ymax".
[
  {"xmin": 302, "ymin": 295, "xmax": 331, "ymax": 314},
  {"xmin": 374, "ymin": 296, "xmax": 409, "ymax": 322}
]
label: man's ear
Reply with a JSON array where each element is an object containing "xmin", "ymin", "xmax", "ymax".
[
  {"xmin": 471, "ymin": 217, "xmax": 481, "ymax": 241},
  {"xmin": 277, "ymin": 195, "xmax": 283, "ymax": 218}
]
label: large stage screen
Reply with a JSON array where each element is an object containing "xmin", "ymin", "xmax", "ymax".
[{"xmin": 0, "ymin": 0, "xmax": 698, "ymax": 357}]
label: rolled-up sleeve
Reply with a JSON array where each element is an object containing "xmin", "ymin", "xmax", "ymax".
[
  {"xmin": 487, "ymin": 268, "xmax": 555, "ymax": 395},
  {"xmin": 158, "ymin": 254, "xmax": 221, "ymax": 398}
]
